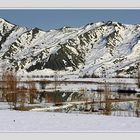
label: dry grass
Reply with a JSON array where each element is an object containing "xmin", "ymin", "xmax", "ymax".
[{"xmin": 15, "ymin": 106, "xmax": 41, "ymax": 111}]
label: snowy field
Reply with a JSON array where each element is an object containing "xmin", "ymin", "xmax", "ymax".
[{"xmin": 0, "ymin": 110, "xmax": 140, "ymax": 132}]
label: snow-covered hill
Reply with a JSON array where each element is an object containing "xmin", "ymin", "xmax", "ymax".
[{"xmin": 1, "ymin": 18, "xmax": 140, "ymax": 78}]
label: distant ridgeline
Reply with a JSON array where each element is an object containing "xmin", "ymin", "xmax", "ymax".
[{"xmin": 0, "ymin": 18, "xmax": 140, "ymax": 78}]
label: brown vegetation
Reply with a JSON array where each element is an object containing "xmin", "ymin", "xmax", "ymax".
[
  {"xmin": 103, "ymin": 81, "xmax": 112, "ymax": 115},
  {"xmin": 28, "ymin": 80, "xmax": 37, "ymax": 104},
  {"xmin": 1, "ymin": 70, "xmax": 38, "ymax": 110},
  {"xmin": 2, "ymin": 71, "xmax": 18, "ymax": 109},
  {"xmin": 137, "ymin": 66, "xmax": 140, "ymax": 88}
]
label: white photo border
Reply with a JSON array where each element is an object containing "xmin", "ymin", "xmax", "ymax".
[
  {"xmin": 0, "ymin": 0, "xmax": 140, "ymax": 9},
  {"xmin": 0, "ymin": 0, "xmax": 140, "ymax": 140}
]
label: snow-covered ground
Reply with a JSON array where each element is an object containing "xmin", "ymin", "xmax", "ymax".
[{"xmin": 0, "ymin": 110, "xmax": 140, "ymax": 132}]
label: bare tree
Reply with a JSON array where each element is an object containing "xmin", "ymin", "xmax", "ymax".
[
  {"xmin": 28, "ymin": 80, "xmax": 37, "ymax": 104},
  {"xmin": 103, "ymin": 81, "xmax": 112, "ymax": 115},
  {"xmin": 136, "ymin": 99, "xmax": 140, "ymax": 117},
  {"xmin": 53, "ymin": 71, "xmax": 63, "ymax": 106},
  {"xmin": 2, "ymin": 71, "xmax": 18, "ymax": 109},
  {"xmin": 18, "ymin": 87, "xmax": 27, "ymax": 109},
  {"xmin": 137, "ymin": 66, "xmax": 140, "ymax": 88}
]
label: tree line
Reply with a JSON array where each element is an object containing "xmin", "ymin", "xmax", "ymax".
[{"xmin": 0, "ymin": 71, "xmax": 37, "ymax": 110}]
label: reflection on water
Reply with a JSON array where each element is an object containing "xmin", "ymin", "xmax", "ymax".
[{"xmin": 38, "ymin": 89, "xmax": 140, "ymax": 117}]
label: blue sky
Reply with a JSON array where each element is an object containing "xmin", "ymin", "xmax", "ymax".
[{"xmin": 0, "ymin": 9, "xmax": 140, "ymax": 31}]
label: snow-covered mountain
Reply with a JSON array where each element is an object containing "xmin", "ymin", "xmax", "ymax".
[{"xmin": 0, "ymin": 18, "xmax": 140, "ymax": 78}]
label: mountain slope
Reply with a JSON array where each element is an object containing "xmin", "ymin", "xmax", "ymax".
[{"xmin": 0, "ymin": 18, "xmax": 140, "ymax": 77}]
